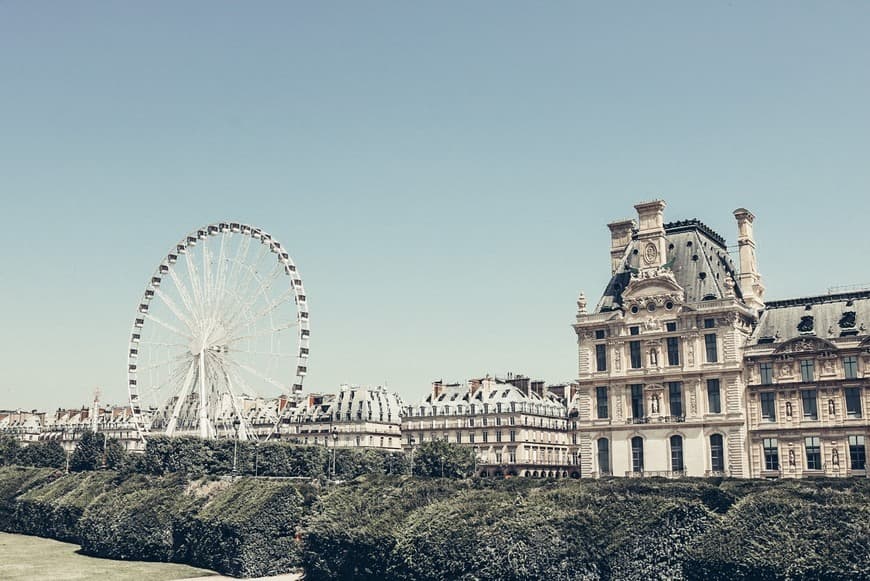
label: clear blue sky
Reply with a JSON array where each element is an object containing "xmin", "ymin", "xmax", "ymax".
[{"xmin": 1, "ymin": 1, "xmax": 868, "ymax": 410}]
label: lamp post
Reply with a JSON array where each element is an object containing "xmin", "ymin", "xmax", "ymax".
[
  {"xmin": 409, "ymin": 436, "xmax": 416, "ymax": 476},
  {"xmin": 330, "ymin": 426, "xmax": 338, "ymax": 479},
  {"xmin": 254, "ymin": 440, "xmax": 260, "ymax": 477},
  {"xmin": 232, "ymin": 416, "xmax": 241, "ymax": 476},
  {"xmin": 440, "ymin": 455, "xmax": 445, "ymax": 478}
]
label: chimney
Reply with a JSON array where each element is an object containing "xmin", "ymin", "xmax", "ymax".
[
  {"xmin": 432, "ymin": 380, "xmax": 444, "ymax": 399},
  {"xmin": 633, "ymin": 200, "xmax": 667, "ymax": 274},
  {"xmin": 607, "ymin": 219, "xmax": 636, "ymax": 274},
  {"xmin": 733, "ymin": 208, "xmax": 765, "ymax": 311},
  {"xmin": 530, "ymin": 380, "xmax": 545, "ymax": 398}
]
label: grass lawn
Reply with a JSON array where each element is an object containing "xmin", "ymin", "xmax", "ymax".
[{"xmin": 0, "ymin": 532, "xmax": 218, "ymax": 581}]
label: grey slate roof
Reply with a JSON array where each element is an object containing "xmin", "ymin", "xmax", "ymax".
[
  {"xmin": 596, "ymin": 220, "xmax": 742, "ymax": 313},
  {"xmin": 748, "ymin": 290, "xmax": 870, "ymax": 347}
]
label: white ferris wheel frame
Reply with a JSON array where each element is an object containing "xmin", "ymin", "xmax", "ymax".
[{"xmin": 126, "ymin": 222, "xmax": 310, "ymax": 441}]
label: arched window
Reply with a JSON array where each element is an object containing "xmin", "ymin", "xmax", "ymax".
[
  {"xmin": 597, "ymin": 438, "xmax": 611, "ymax": 476},
  {"xmin": 710, "ymin": 434, "xmax": 725, "ymax": 472},
  {"xmin": 631, "ymin": 436, "xmax": 644, "ymax": 473},
  {"xmin": 670, "ymin": 435, "xmax": 684, "ymax": 472}
]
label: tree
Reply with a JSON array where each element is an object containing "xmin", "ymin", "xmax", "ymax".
[
  {"xmin": 70, "ymin": 430, "xmax": 109, "ymax": 471},
  {"xmin": 0, "ymin": 435, "xmax": 21, "ymax": 466},
  {"xmin": 412, "ymin": 440, "xmax": 475, "ymax": 478},
  {"xmin": 16, "ymin": 440, "xmax": 66, "ymax": 469}
]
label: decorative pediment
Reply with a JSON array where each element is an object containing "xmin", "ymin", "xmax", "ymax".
[
  {"xmin": 774, "ymin": 336, "xmax": 838, "ymax": 354},
  {"xmin": 621, "ymin": 269, "xmax": 685, "ymax": 311}
]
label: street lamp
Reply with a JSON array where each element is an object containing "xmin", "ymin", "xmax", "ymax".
[
  {"xmin": 232, "ymin": 416, "xmax": 241, "ymax": 476},
  {"xmin": 330, "ymin": 426, "xmax": 338, "ymax": 479},
  {"xmin": 254, "ymin": 440, "xmax": 260, "ymax": 477},
  {"xmin": 409, "ymin": 436, "xmax": 416, "ymax": 476},
  {"xmin": 440, "ymin": 455, "xmax": 445, "ymax": 478}
]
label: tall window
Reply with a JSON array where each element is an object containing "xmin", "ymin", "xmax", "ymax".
[
  {"xmin": 760, "ymin": 392, "xmax": 776, "ymax": 422},
  {"xmin": 631, "ymin": 436, "xmax": 644, "ymax": 473},
  {"xmin": 509, "ymin": 430, "xmax": 516, "ymax": 442},
  {"xmin": 631, "ymin": 384, "xmax": 644, "ymax": 419},
  {"xmin": 760, "ymin": 363, "xmax": 773, "ymax": 385},
  {"xmin": 666, "ymin": 337, "xmax": 680, "ymax": 366},
  {"xmin": 805, "ymin": 436, "xmax": 821, "ymax": 470},
  {"xmin": 596, "ymin": 386, "xmax": 609, "ymax": 419},
  {"xmin": 456, "ymin": 432, "xmax": 462, "ymax": 444},
  {"xmin": 670, "ymin": 435, "xmax": 684, "ymax": 472},
  {"xmin": 844, "ymin": 356, "xmax": 858, "ymax": 380},
  {"xmin": 482, "ymin": 431, "xmax": 489, "ymax": 443},
  {"xmin": 596, "ymin": 344, "xmax": 608, "ymax": 372},
  {"xmin": 800, "ymin": 360, "xmax": 815, "ymax": 383},
  {"xmin": 849, "ymin": 435, "xmax": 866, "ymax": 470},
  {"xmin": 802, "ymin": 390, "xmax": 818, "ymax": 420},
  {"xmin": 704, "ymin": 318, "xmax": 716, "ymax": 329},
  {"xmin": 710, "ymin": 434, "xmax": 725, "ymax": 472},
  {"xmin": 668, "ymin": 382, "xmax": 683, "ymax": 417},
  {"xmin": 496, "ymin": 430, "xmax": 502, "ymax": 443},
  {"xmin": 707, "ymin": 379, "xmax": 721, "ymax": 414},
  {"xmin": 598, "ymin": 438, "xmax": 611, "ymax": 475},
  {"xmin": 763, "ymin": 438, "xmax": 779, "ymax": 471},
  {"xmin": 629, "ymin": 341, "xmax": 642, "ymax": 369},
  {"xmin": 666, "ymin": 322, "xmax": 677, "ymax": 332},
  {"xmin": 845, "ymin": 388, "xmax": 862, "ymax": 418},
  {"xmin": 595, "ymin": 329, "xmax": 606, "ymax": 340},
  {"xmin": 704, "ymin": 334, "xmax": 718, "ymax": 363}
]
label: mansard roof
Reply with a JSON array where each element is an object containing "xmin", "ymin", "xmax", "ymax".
[
  {"xmin": 596, "ymin": 220, "xmax": 741, "ymax": 313},
  {"xmin": 748, "ymin": 290, "xmax": 870, "ymax": 347}
]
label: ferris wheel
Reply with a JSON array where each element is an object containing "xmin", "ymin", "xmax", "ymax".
[{"xmin": 127, "ymin": 222, "xmax": 309, "ymax": 441}]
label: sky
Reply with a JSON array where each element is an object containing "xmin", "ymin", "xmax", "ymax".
[{"xmin": 1, "ymin": 1, "xmax": 868, "ymax": 410}]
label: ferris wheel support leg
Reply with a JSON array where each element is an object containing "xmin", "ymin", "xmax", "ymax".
[
  {"xmin": 198, "ymin": 352, "xmax": 210, "ymax": 439},
  {"xmin": 166, "ymin": 362, "xmax": 197, "ymax": 437}
]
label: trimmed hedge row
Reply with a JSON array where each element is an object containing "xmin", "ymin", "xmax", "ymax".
[{"xmin": 2, "ymin": 467, "xmax": 870, "ymax": 579}]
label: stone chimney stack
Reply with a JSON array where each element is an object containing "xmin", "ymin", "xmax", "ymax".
[
  {"xmin": 733, "ymin": 208, "xmax": 765, "ymax": 311},
  {"xmin": 607, "ymin": 219, "xmax": 636, "ymax": 274},
  {"xmin": 634, "ymin": 200, "xmax": 667, "ymax": 275}
]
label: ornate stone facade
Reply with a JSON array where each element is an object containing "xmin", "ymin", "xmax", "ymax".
[{"xmin": 572, "ymin": 201, "xmax": 758, "ymax": 478}]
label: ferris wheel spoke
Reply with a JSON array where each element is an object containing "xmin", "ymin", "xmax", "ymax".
[
  {"xmin": 184, "ymin": 249, "xmax": 206, "ymax": 321},
  {"xmin": 136, "ymin": 352, "xmax": 191, "ymax": 374},
  {"xmin": 145, "ymin": 312, "xmax": 193, "ymax": 339},
  {"xmin": 201, "ymin": 235, "xmax": 214, "ymax": 311},
  {"xmin": 226, "ymin": 320, "xmax": 297, "ymax": 344},
  {"xmin": 216, "ymin": 234, "xmax": 254, "ymax": 317},
  {"xmin": 165, "ymin": 359, "xmax": 198, "ymax": 436},
  {"xmin": 154, "ymin": 288, "xmax": 196, "ymax": 333},
  {"xmin": 223, "ymin": 262, "xmax": 286, "ymax": 336},
  {"xmin": 213, "ymin": 230, "xmax": 230, "ymax": 314},
  {"xmin": 168, "ymin": 268, "xmax": 200, "ymax": 326},
  {"xmin": 225, "ymin": 358, "xmax": 287, "ymax": 392}
]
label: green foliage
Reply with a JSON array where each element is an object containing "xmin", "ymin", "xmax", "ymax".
[
  {"xmin": 142, "ymin": 436, "xmax": 215, "ymax": 476},
  {"xmin": 0, "ymin": 436, "xmax": 21, "ymax": 466},
  {"xmin": 412, "ymin": 440, "xmax": 475, "ymax": 478},
  {"xmin": 14, "ymin": 471, "xmax": 117, "ymax": 541},
  {"xmin": 178, "ymin": 478, "xmax": 315, "ymax": 577},
  {"xmin": 4, "ymin": 465, "xmax": 870, "ymax": 580},
  {"xmin": 303, "ymin": 475, "xmax": 467, "ymax": 580},
  {"xmin": 77, "ymin": 473, "xmax": 197, "ymax": 562},
  {"xmin": 15, "ymin": 441, "xmax": 66, "ymax": 469},
  {"xmin": 69, "ymin": 430, "xmax": 118, "ymax": 472},
  {"xmin": 0, "ymin": 466, "xmax": 56, "ymax": 528},
  {"xmin": 684, "ymin": 487, "xmax": 870, "ymax": 580}
]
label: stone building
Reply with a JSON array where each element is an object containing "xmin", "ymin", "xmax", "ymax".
[
  {"xmin": 402, "ymin": 374, "xmax": 577, "ymax": 477},
  {"xmin": 287, "ymin": 385, "xmax": 404, "ymax": 451},
  {"xmin": 572, "ymin": 201, "xmax": 763, "ymax": 478},
  {"xmin": 743, "ymin": 291, "xmax": 869, "ymax": 477}
]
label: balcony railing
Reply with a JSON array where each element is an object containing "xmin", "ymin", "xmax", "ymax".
[
  {"xmin": 704, "ymin": 470, "xmax": 727, "ymax": 477},
  {"xmin": 625, "ymin": 470, "xmax": 686, "ymax": 478}
]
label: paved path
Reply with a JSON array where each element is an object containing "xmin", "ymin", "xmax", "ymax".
[{"xmin": 177, "ymin": 573, "xmax": 303, "ymax": 580}]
